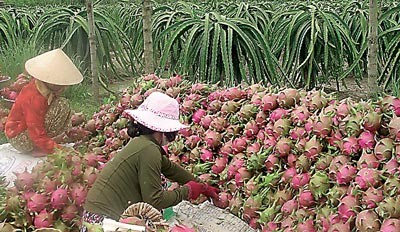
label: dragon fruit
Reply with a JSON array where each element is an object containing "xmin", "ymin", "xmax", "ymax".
[
  {"xmin": 34, "ymin": 209, "xmax": 54, "ymax": 228},
  {"xmin": 309, "ymin": 171, "xmax": 330, "ymax": 199},
  {"xmin": 297, "ymin": 219, "xmax": 316, "ymax": 232},
  {"xmin": 336, "ymin": 164, "xmax": 357, "ymax": 185},
  {"xmin": 355, "ymin": 168, "xmax": 382, "ymax": 190},
  {"xmin": 281, "ymin": 199, "xmax": 298, "ymax": 215},
  {"xmin": 27, "ymin": 192, "xmax": 48, "ymax": 213},
  {"xmin": 313, "ymin": 114, "xmax": 333, "ymax": 138},
  {"xmin": 383, "ymin": 158, "xmax": 399, "ymax": 175},
  {"xmin": 290, "ymin": 105, "xmax": 310, "ymax": 124},
  {"xmin": 298, "ymin": 190, "xmax": 315, "ymax": 208},
  {"xmin": 192, "ymin": 109, "xmax": 207, "ymax": 124},
  {"xmin": 269, "ymin": 108, "xmax": 288, "ymax": 122},
  {"xmin": 275, "ymin": 137, "xmax": 292, "ymax": 157},
  {"xmin": 383, "ymin": 176, "xmax": 400, "ymax": 196},
  {"xmin": 376, "ymin": 197, "xmax": 400, "ymax": 218},
  {"xmin": 329, "ymin": 155, "xmax": 350, "ymax": 177},
  {"xmin": 338, "ymin": 195, "xmax": 359, "ymax": 222},
  {"xmin": 232, "ymin": 137, "xmax": 247, "ymax": 154},
  {"xmin": 261, "ymin": 94, "xmax": 278, "ymax": 111},
  {"xmin": 304, "ymin": 136, "xmax": 322, "ymax": 160},
  {"xmin": 211, "ymin": 157, "xmax": 228, "ymax": 174},
  {"xmin": 51, "ymin": 188, "xmax": 69, "ymax": 210},
  {"xmin": 295, "ymin": 155, "xmax": 311, "ymax": 173},
  {"xmin": 357, "ymin": 151, "xmax": 379, "ymax": 169},
  {"xmin": 244, "ymin": 120, "xmax": 259, "ymax": 139},
  {"xmin": 374, "ymin": 138, "xmax": 394, "ymax": 161},
  {"xmin": 361, "ymin": 187, "xmax": 383, "ymax": 209},
  {"xmin": 291, "ymin": 173, "xmax": 310, "ymax": 190},
  {"xmin": 277, "ymin": 88, "xmax": 299, "ymax": 108},
  {"xmin": 355, "ymin": 210, "xmax": 380, "ymax": 232},
  {"xmin": 70, "ymin": 183, "xmax": 88, "ymax": 206},
  {"xmin": 204, "ymin": 130, "xmax": 222, "ymax": 149},
  {"xmin": 363, "ymin": 111, "xmax": 382, "ymax": 132},
  {"xmin": 13, "ymin": 169, "xmax": 36, "ymax": 191},
  {"xmin": 61, "ymin": 204, "xmax": 78, "ymax": 222},
  {"xmin": 358, "ymin": 131, "xmax": 376, "ymax": 150},
  {"xmin": 210, "ymin": 116, "xmax": 228, "ymax": 132},
  {"xmin": 272, "ymin": 118, "xmax": 291, "ymax": 136},
  {"xmin": 341, "ymin": 137, "xmax": 360, "ymax": 155},
  {"xmin": 388, "ymin": 116, "xmax": 400, "ymax": 141},
  {"xmin": 380, "ymin": 219, "xmax": 400, "ymax": 232}
]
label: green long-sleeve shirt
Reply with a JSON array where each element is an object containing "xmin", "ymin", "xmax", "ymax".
[{"xmin": 84, "ymin": 135, "xmax": 194, "ymax": 220}]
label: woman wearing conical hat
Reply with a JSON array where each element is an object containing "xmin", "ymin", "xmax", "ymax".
[{"xmin": 5, "ymin": 48, "xmax": 83, "ymax": 156}]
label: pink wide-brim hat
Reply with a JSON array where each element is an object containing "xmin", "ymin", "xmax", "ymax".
[{"xmin": 124, "ymin": 91, "xmax": 188, "ymax": 132}]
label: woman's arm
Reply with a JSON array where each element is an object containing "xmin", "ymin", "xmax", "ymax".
[
  {"xmin": 138, "ymin": 144, "xmax": 190, "ymax": 210},
  {"xmin": 23, "ymin": 97, "xmax": 59, "ymax": 154},
  {"xmin": 161, "ymin": 155, "xmax": 195, "ymax": 185}
]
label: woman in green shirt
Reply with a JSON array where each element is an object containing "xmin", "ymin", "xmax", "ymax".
[{"xmin": 82, "ymin": 92, "xmax": 218, "ymax": 230}]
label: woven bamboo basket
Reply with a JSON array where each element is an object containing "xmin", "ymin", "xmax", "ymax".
[{"xmin": 33, "ymin": 229, "xmax": 62, "ymax": 232}]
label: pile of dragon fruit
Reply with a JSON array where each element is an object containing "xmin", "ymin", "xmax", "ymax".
[{"xmin": 0, "ymin": 74, "xmax": 399, "ymax": 231}]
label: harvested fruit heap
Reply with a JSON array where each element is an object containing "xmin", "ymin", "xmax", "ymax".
[
  {"xmin": 0, "ymin": 74, "xmax": 31, "ymax": 132},
  {"xmin": 0, "ymin": 74, "xmax": 400, "ymax": 231}
]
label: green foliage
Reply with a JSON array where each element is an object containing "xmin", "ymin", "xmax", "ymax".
[
  {"xmin": 0, "ymin": 38, "xmax": 37, "ymax": 80},
  {"xmin": 0, "ymin": 0, "xmax": 399, "ymax": 90}
]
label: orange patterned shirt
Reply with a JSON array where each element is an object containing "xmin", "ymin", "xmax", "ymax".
[{"xmin": 5, "ymin": 79, "xmax": 60, "ymax": 154}]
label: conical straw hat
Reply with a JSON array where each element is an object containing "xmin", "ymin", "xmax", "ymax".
[{"xmin": 25, "ymin": 48, "xmax": 83, "ymax": 85}]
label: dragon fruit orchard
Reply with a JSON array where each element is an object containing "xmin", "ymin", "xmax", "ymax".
[{"xmin": 0, "ymin": 74, "xmax": 399, "ymax": 231}]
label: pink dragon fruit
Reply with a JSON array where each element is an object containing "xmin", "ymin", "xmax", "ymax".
[
  {"xmin": 232, "ymin": 137, "xmax": 247, "ymax": 154},
  {"xmin": 192, "ymin": 109, "xmax": 207, "ymax": 124},
  {"xmin": 291, "ymin": 173, "xmax": 310, "ymax": 190},
  {"xmin": 357, "ymin": 151, "xmax": 379, "ymax": 169},
  {"xmin": 297, "ymin": 219, "xmax": 316, "ymax": 232},
  {"xmin": 261, "ymin": 94, "xmax": 278, "ymax": 111},
  {"xmin": 269, "ymin": 108, "xmax": 288, "ymax": 122},
  {"xmin": 27, "ymin": 192, "xmax": 48, "ymax": 213},
  {"xmin": 358, "ymin": 131, "xmax": 376, "ymax": 150},
  {"xmin": 61, "ymin": 204, "xmax": 78, "ymax": 222},
  {"xmin": 361, "ymin": 187, "xmax": 383, "ymax": 209},
  {"xmin": 383, "ymin": 158, "xmax": 399, "ymax": 175},
  {"xmin": 388, "ymin": 116, "xmax": 400, "ymax": 141},
  {"xmin": 290, "ymin": 105, "xmax": 310, "ymax": 124},
  {"xmin": 380, "ymin": 219, "xmax": 400, "ymax": 232},
  {"xmin": 51, "ymin": 188, "xmax": 69, "ymax": 210},
  {"xmin": 34, "ymin": 209, "xmax": 54, "ymax": 228},
  {"xmin": 336, "ymin": 164, "xmax": 357, "ymax": 185},
  {"xmin": 200, "ymin": 148, "xmax": 213, "ymax": 162},
  {"xmin": 355, "ymin": 210, "xmax": 380, "ymax": 232},
  {"xmin": 275, "ymin": 137, "xmax": 292, "ymax": 157},
  {"xmin": 281, "ymin": 199, "xmax": 298, "ymax": 215},
  {"xmin": 13, "ymin": 169, "xmax": 36, "ymax": 191},
  {"xmin": 355, "ymin": 168, "xmax": 382, "ymax": 190},
  {"xmin": 70, "ymin": 183, "xmax": 88, "ymax": 206},
  {"xmin": 338, "ymin": 195, "xmax": 359, "ymax": 222},
  {"xmin": 244, "ymin": 120, "xmax": 259, "ymax": 139},
  {"xmin": 282, "ymin": 167, "xmax": 297, "ymax": 183},
  {"xmin": 341, "ymin": 137, "xmax": 360, "ymax": 155},
  {"xmin": 204, "ymin": 130, "xmax": 222, "ymax": 149},
  {"xmin": 298, "ymin": 190, "xmax": 315, "ymax": 208},
  {"xmin": 211, "ymin": 157, "xmax": 228, "ymax": 174}
]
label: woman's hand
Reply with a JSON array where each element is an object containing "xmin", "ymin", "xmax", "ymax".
[{"xmin": 185, "ymin": 181, "xmax": 220, "ymax": 200}]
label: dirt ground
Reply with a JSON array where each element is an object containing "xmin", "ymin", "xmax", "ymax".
[{"xmin": 320, "ymin": 77, "xmax": 370, "ymax": 101}]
